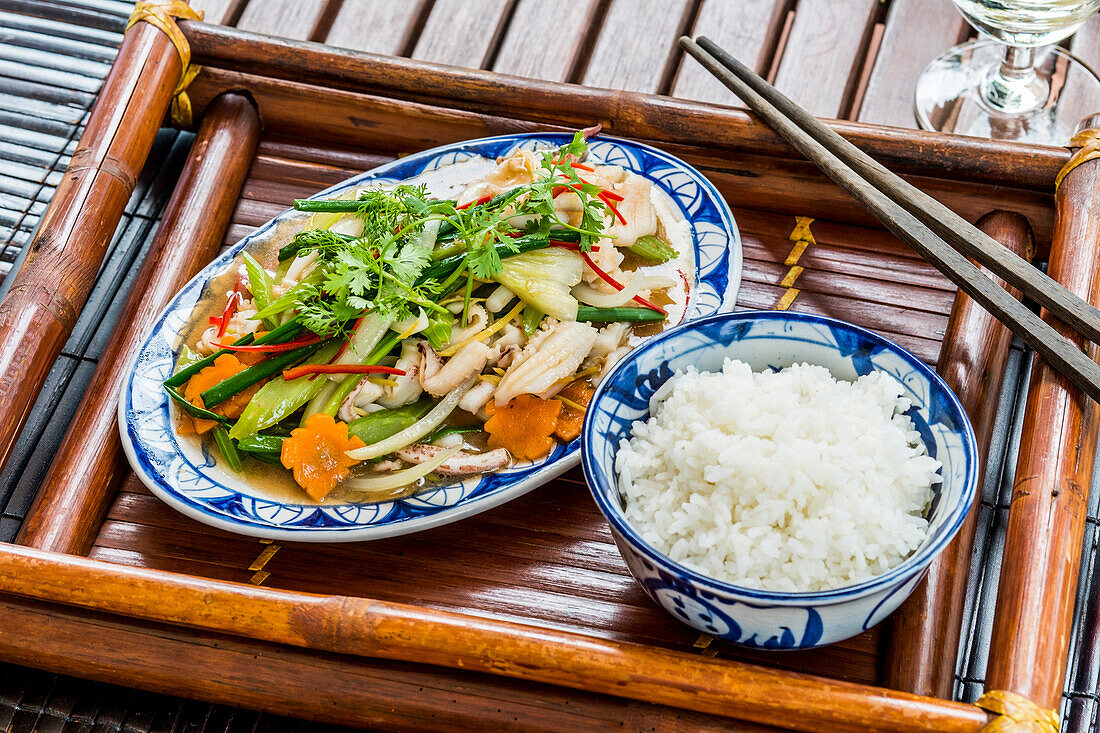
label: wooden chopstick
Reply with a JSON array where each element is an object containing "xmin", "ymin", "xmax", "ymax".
[
  {"xmin": 680, "ymin": 36, "xmax": 1100, "ymax": 405},
  {"xmin": 685, "ymin": 36, "xmax": 1100, "ymax": 349}
]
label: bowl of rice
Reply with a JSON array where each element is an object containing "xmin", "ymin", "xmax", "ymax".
[{"xmin": 581, "ymin": 311, "xmax": 978, "ymax": 649}]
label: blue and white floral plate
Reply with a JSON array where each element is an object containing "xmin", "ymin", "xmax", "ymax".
[
  {"xmin": 118, "ymin": 133, "xmax": 742, "ymax": 541},
  {"xmin": 582, "ymin": 311, "xmax": 979, "ymax": 648}
]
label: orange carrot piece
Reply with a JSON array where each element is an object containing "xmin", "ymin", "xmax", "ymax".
[
  {"xmin": 182, "ymin": 353, "xmax": 263, "ymax": 422},
  {"xmin": 554, "ymin": 380, "xmax": 594, "ymax": 442},
  {"xmin": 280, "ymin": 413, "xmax": 366, "ymax": 501},
  {"xmin": 485, "ymin": 394, "xmax": 563, "ymax": 462}
]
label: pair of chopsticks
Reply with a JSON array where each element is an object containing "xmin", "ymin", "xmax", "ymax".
[{"xmin": 680, "ymin": 36, "xmax": 1100, "ymax": 404}]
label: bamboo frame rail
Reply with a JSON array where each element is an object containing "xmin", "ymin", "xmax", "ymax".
[
  {"xmin": 984, "ymin": 115, "xmax": 1100, "ymax": 709},
  {"xmin": 0, "ymin": 18, "xmax": 183, "ymax": 473},
  {"xmin": 16, "ymin": 92, "xmax": 261, "ymax": 556},
  {"xmin": 885, "ymin": 211, "xmax": 1034, "ymax": 697},
  {"xmin": 178, "ymin": 21, "xmax": 1068, "ymax": 193},
  {"xmin": 0, "ymin": 543, "xmax": 990, "ymax": 733}
]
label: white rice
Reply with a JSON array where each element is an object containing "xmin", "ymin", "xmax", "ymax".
[{"xmin": 614, "ymin": 359, "xmax": 941, "ymax": 593}]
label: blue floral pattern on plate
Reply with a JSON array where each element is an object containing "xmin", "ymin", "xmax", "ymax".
[
  {"xmin": 118, "ymin": 133, "xmax": 742, "ymax": 541},
  {"xmin": 581, "ymin": 311, "xmax": 979, "ymax": 648}
]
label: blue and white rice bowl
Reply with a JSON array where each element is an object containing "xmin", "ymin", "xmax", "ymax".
[{"xmin": 581, "ymin": 311, "xmax": 978, "ymax": 649}]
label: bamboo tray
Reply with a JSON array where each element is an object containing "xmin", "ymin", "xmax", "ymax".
[{"xmin": 0, "ymin": 16, "xmax": 1095, "ymax": 732}]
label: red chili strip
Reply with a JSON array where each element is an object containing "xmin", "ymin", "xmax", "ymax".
[
  {"xmin": 216, "ymin": 292, "xmax": 239, "ymax": 337},
  {"xmin": 552, "ymin": 182, "xmax": 583, "ymax": 198},
  {"xmin": 572, "ymin": 161, "xmax": 595, "ymax": 172},
  {"xmin": 456, "ymin": 194, "xmax": 493, "ymax": 210},
  {"xmin": 213, "ymin": 335, "xmax": 323, "ymax": 353},
  {"xmin": 599, "ymin": 188, "xmax": 624, "ymax": 202},
  {"xmin": 281, "ymin": 364, "xmax": 407, "ymax": 381},
  {"xmin": 598, "ymin": 191, "xmax": 628, "ymax": 225},
  {"xmin": 579, "ymin": 251, "xmax": 667, "ymax": 315},
  {"xmin": 549, "ymin": 240, "xmax": 599, "ymax": 252}
]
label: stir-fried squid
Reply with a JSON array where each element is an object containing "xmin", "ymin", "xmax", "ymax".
[{"xmin": 166, "ymin": 131, "xmax": 692, "ymax": 503}]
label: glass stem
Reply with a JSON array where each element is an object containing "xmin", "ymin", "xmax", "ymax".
[{"xmin": 980, "ymin": 44, "xmax": 1046, "ymax": 114}]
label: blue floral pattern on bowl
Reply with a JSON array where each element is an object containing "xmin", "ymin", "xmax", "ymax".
[
  {"xmin": 118, "ymin": 133, "xmax": 742, "ymax": 542},
  {"xmin": 581, "ymin": 311, "xmax": 978, "ymax": 648}
]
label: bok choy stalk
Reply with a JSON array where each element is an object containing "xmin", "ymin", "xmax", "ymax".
[
  {"xmin": 344, "ymin": 376, "xmax": 477, "ymax": 461},
  {"xmin": 629, "ymin": 234, "xmax": 678, "ymax": 263},
  {"xmin": 348, "ymin": 399, "xmax": 433, "ymax": 445},
  {"xmin": 494, "ymin": 247, "xmax": 583, "ymax": 321},
  {"xmin": 329, "ymin": 312, "xmax": 393, "ymax": 370},
  {"xmin": 241, "ymin": 252, "xmax": 276, "ymax": 329},
  {"xmin": 212, "ymin": 427, "xmax": 243, "ymax": 471},
  {"xmin": 228, "ymin": 341, "xmax": 342, "ymax": 441}
]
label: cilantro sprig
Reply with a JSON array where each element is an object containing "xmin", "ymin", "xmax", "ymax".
[{"xmin": 274, "ymin": 133, "xmax": 610, "ymax": 337}]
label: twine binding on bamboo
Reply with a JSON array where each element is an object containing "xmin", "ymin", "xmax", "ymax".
[
  {"xmin": 125, "ymin": 0, "xmax": 205, "ymax": 128},
  {"xmin": 976, "ymin": 690, "xmax": 1059, "ymax": 732},
  {"xmin": 1054, "ymin": 129, "xmax": 1100, "ymax": 191}
]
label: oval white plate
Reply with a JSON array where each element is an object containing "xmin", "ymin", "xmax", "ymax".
[{"xmin": 119, "ymin": 133, "xmax": 743, "ymax": 541}]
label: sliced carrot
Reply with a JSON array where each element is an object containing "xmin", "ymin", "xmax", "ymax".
[
  {"xmin": 484, "ymin": 394, "xmax": 563, "ymax": 462},
  {"xmin": 280, "ymin": 413, "xmax": 367, "ymax": 500},
  {"xmin": 554, "ymin": 379, "xmax": 594, "ymax": 442},
  {"xmin": 181, "ymin": 353, "xmax": 263, "ymax": 426}
]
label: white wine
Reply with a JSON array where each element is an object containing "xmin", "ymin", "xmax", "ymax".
[{"xmin": 953, "ymin": 0, "xmax": 1100, "ymax": 46}]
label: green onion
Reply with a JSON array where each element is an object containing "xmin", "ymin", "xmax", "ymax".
[
  {"xmin": 213, "ymin": 426, "xmax": 243, "ymax": 471},
  {"xmin": 164, "ymin": 385, "xmax": 229, "ymax": 424},
  {"xmin": 348, "ymin": 399, "xmax": 434, "ymax": 446},
  {"xmin": 164, "ymin": 318, "xmax": 303, "ymax": 389},
  {"xmin": 629, "ymin": 235, "xmax": 679, "ymax": 263},
  {"xmin": 247, "ymin": 451, "xmax": 283, "ymax": 466},
  {"xmin": 241, "ymin": 252, "xmax": 276, "ymax": 329},
  {"xmin": 522, "ymin": 303, "xmax": 543, "ymax": 336},
  {"xmin": 576, "ymin": 306, "xmax": 667, "ymax": 323},
  {"xmin": 200, "ymin": 338, "xmax": 331, "ymax": 408},
  {"xmin": 237, "ymin": 433, "xmax": 283, "ymax": 454}
]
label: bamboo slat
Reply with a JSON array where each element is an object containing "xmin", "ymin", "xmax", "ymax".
[
  {"xmin": 857, "ymin": 0, "xmax": 969, "ymax": 128},
  {"xmin": 771, "ymin": 0, "xmax": 879, "ymax": 118},
  {"xmin": 0, "ymin": 19, "xmax": 182, "ymax": 473},
  {"xmin": 14, "ymin": 93, "xmax": 261, "ymax": 556},
  {"xmin": 671, "ymin": 0, "xmax": 788, "ymax": 103},
  {"xmin": 322, "ymin": 0, "xmax": 424, "ymax": 56},
  {"xmin": 884, "ymin": 211, "xmax": 1033, "ymax": 697},
  {"xmin": 411, "ymin": 0, "xmax": 512, "ymax": 68},
  {"xmin": 234, "ymin": 0, "xmax": 332, "ymax": 41},
  {"xmin": 490, "ymin": 0, "xmax": 601, "ymax": 82},
  {"xmin": 580, "ymin": 0, "xmax": 692, "ymax": 94},
  {"xmin": 983, "ymin": 117, "xmax": 1100, "ymax": 710}
]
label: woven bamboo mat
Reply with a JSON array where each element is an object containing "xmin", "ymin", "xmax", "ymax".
[{"xmin": 3, "ymin": 0, "xmax": 1100, "ymax": 731}]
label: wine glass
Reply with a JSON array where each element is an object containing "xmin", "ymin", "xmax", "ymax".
[{"xmin": 915, "ymin": 0, "xmax": 1100, "ymax": 144}]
